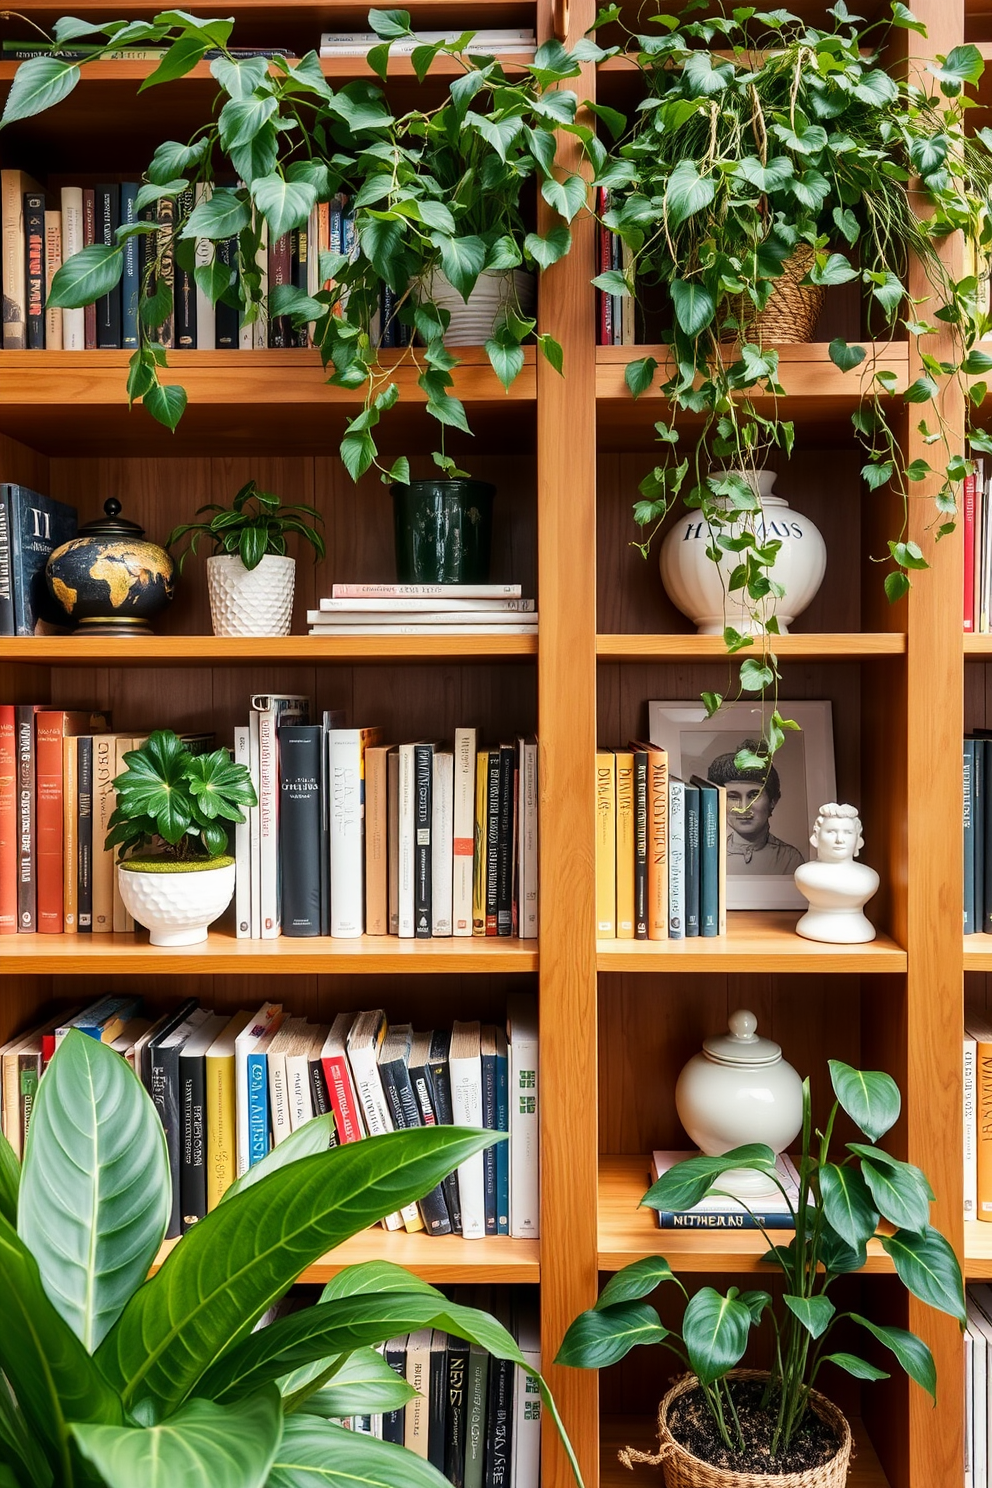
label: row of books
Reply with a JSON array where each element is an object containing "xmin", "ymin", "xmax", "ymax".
[
  {"xmin": 595, "ymin": 745, "xmax": 728, "ymax": 940},
  {"xmin": 964, "ymin": 459, "xmax": 990, "ymax": 633},
  {"xmin": 0, "ymin": 994, "xmax": 540, "ymax": 1244},
  {"xmin": 596, "ymin": 188, "xmax": 634, "ymax": 347},
  {"xmin": 0, "ymin": 484, "xmax": 77, "ymax": 636},
  {"xmin": 964, "ymin": 735, "xmax": 992, "ymax": 934},
  {"xmin": 308, "ymin": 582, "xmax": 537, "ymax": 637},
  {"xmin": 319, "ymin": 27, "xmax": 537, "ymax": 55},
  {"xmin": 244, "ymin": 695, "xmax": 538, "ymax": 940},
  {"xmin": 2, "ymin": 40, "xmax": 291, "ymax": 59},
  {"xmin": 271, "ymin": 1286, "xmax": 541, "ymax": 1488},
  {"xmin": 965, "ymin": 1286, "xmax": 992, "ymax": 1488}
]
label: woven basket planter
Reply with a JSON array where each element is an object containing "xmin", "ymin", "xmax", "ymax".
[
  {"xmin": 617, "ymin": 1371, "xmax": 852, "ymax": 1488},
  {"xmin": 721, "ymin": 247, "xmax": 824, "ymax": 344}
]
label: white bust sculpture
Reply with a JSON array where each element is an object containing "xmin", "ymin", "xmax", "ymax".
[{"xmin": 794, "ymin": 803, "xmax": 879, "ymax": 944}]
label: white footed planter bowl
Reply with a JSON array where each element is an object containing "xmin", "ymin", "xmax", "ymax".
[
  {"xmin": 422, "ymin": 269, "xmax": 536, "ymax": 346},
  {"xmin": 207, "ymin": 553, "xmax": 296, "ymax": 637},
  {"xmin": 118, "ymin": 860, "xmax": 236, "ymax": 946},
  {"xmin": 659, "ymin": 469, "xmax": 827, "ymax": 635}
]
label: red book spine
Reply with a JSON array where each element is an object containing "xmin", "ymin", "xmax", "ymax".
[
  {"xmin": 965, "ymin": 471, "xmax": 977, "ymax": 632},
  {"xmin": 0, "ymin": 705, "xmax": 16, "ymax": 933},
  {"xmin": 267, "ymin": 232, "xmax": 291, "ymax": 348},
  {"xmin": 83, "ymin": 188, "xmax": 97, "ymax": 350},
  {"xmin": 322, "ymin": 1054, "xmax": 364, "ymax": 1144},
  {"xmin": 34, "ymin": 712, "xmax": 64, "ymax": 933}
]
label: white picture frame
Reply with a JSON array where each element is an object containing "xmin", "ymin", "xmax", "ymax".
[{"xmin": 647, "ymin": 699, "xmax": 837, "ymax": 911}]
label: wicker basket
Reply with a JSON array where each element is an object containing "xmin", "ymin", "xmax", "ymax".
[
  {"xmin": 617, "ymin": 1371, "xmax": 852, "ymax": 1488},
  {"xmin": 721, "ymin": 247, "xmax": 824, "ymax": 344}
]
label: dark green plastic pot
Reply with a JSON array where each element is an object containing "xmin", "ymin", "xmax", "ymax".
[{"xmin": 391, "ymin": 479, "xmax": 495, "ymax": 584}]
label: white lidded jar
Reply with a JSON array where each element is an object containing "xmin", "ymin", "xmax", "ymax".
[
  {"xmin": 659, "ymin": 469, "xmax": 826, "ymax": 635},
  {"xmin": 675, "ymin": 1009, "xmax": 803, "ymax": 1201}
]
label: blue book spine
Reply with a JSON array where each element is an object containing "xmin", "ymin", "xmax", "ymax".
[
  {"xmin": 481, "ymin": 1038, "xmax": 497, "ymax": 1236},
  {"xmin": 684, "ymin": 784, "xmax": 700, "ymax": 937},
  {"xmin": 966, "ymin": 741, "xmax": 976, "ymax": 934},
  {"xmin": 495, "ymin": 1040, "xmax": 508, "ymax": 1235},
  {"xmin": 697, "ymin": 785, "xmax": 718, "ymax": 937},
  {"xmin": 246, "ymin": 1051, "xmax": 271, "ymax": 1164},
  {"xmin": 121, "ymin": 183, "xmax": 140, "ymax": 349},
  {"xmin": 976, "ymin": 739, "xmax": 986, "ymax": 935},
  {"xmin": 0, "ymin": 485, "xmax": 13, "ymax": 637}
]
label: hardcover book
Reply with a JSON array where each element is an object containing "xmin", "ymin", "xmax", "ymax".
[
  {"xmin": 649, "ymin": 1150, "xmax": 802, "ymax": 1229},
  {"xmin": 278, "ymin": 725, "xmax": 322, "ymax": 937},
  {"xmin": 24, "ymin": 190, "xmax": 45, "ymax": 350},
  {"xmin": 1, "ymin": 485, "xmax": 77, "ymax": 636}
]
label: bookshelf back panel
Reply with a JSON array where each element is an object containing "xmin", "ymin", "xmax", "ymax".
[{"xmin": 965, "ymin": 659, "xmax": 992, "ymax": 732}]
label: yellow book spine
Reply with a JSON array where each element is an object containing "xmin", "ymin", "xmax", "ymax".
[
  {"xmin": 472, "ymin": 751, "xmax": 487, "ymax": 936},
  {"xmin": 978, "ymin": 1039, "xmax": 992, "ymax": 1220},
  {"xmin": 205, "ymin": 1053, "xmax": 236, "ymax": 1210},
  {"xmin": 62, "ymin": 736, "xmax": 77, "ymax": 933},
  {"xmin": 92, "ymin": 734, "xmax": 117, "ymax": 933},
  {"xmin": 595, "ymin": 751, "xmax": 616, "ymax": 937},
  {"xmin": 615, "ymin": 751, "xmax": 635, "ymax": 938}
]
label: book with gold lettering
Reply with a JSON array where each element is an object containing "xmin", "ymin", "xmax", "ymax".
[
  {"xmin": 649, "ymin": 1150, "xmax": 801, "ymax": 1229},
  {"xmin": 595, "ymin": 750, "xmax": 616, "ymax": 937}
]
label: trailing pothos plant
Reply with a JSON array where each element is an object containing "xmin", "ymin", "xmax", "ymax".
[
  {"xmin": 583, "ymin": 0, "xmax": 992, "ymax": 766},
  {"xmin": 0, "ymin": 1030, "xmax": 582, "ymax": 1488},
  {"xmin": 0, "ymin": 8, "xmax": 604, "ymax": 482},
  {"xmin": 557, "ymin": 1059, "xmax": 965, "ymax": 1463}
]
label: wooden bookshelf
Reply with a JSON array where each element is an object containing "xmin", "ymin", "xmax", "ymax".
[
  {"xmin": 596, "ymin": 634, "xmax": 907, "ymax": 660},
  {"xmin": 0, "ymin": 634, "xmax": 538, "ymax": 665},
  {"xmin": 965, "ymin": 1225, "xmax": 992, "ymax": 1280},
  {"xmin": 597, "ymin": 914, "xmax": 906, "ymax": 973}
]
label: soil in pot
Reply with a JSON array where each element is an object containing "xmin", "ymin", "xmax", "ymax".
[{"xmin": 669, "ymin": 1379, "xmax": 842, "ymax": 1476}]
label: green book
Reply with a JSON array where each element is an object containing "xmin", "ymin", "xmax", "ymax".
[
  {"xmin": 463, "ymin": 1340, "xmax": 490, "ymax": 1488},
  {"xmin": 690, "ymin": 776, "xmax": 719, "ymax": 938}
]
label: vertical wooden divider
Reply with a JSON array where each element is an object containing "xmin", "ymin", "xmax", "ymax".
[{"xmin": 536, "ymin": 1, "xmax": 601, "ymax": 1482}]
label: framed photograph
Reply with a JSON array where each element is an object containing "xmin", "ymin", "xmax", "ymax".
[{"xmin": 647, "ymin": 699, "xmax": 836, "ymax": 911}]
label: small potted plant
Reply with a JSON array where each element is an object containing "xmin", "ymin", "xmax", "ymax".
[
  {"xmin": 166, "ymin": 480, "xmax": 325, "ymax": 637},
  {"xmin": 107, "ymin": 729, "xmax": 256, "ymax": 945},
  {"xmin": 557, "ymin": 1060, "xmax": 965, "ymax": 1486}
]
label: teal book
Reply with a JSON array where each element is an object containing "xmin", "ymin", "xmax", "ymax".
[
  {"xmin": 683, "ymin": 780, "xmax": 700, "ymax": 937},
  {"xmin": 690, "ymin": 776, "xmax": 719, "ymax": 938},
  {"xmin": 495, "ymin": 1027, "xmax": 509, "ymax": 1235}
]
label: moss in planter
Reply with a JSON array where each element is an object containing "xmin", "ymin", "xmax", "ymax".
[
  {"xmin": 120, "ymin": 855, "xmax": 235, "ymax": 874},
  {"xmin": 668, "ymin": 1379, "xmax": 841, "ymax": 1476}
]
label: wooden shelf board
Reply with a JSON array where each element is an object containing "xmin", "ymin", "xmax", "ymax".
[
  {"xmin": 965, "ymin": 634, "xmax": 992, "ymax": 655},
  {"xmin": 151, "ymin": 1229, "xmax": 540, "ymax": 1284},
  {"xmin": 964, "ymin": 1222, "xmax": 992, "ymax": 1278},
  {"xmin": 0, "ymin": 54, "xmax": 532, "ymax": 83},
  {"xmin": 0, "ymin": 931, "xmax": 538, "ymax": 974},
  {"xmin": 601, "ymin": 1415, "xmax": 889, "ymax": 1488},
  {"xmin": 0, "ymin": 633, "xmax": 538, "ymax": 666},
  {"xmin": 598, "ymin": 1156, "xmax": 895, "ymax": 1274},
  {"xmin": 597, "ymin": 913, "xmax": 906, "ymax": 973},
  {"xmin": 596, "ymin": 634, "xmax": 905, "ymax": 661},
  {"xmin": 964, "ymin": 934, "xmax": 992, "ymax": 969}
]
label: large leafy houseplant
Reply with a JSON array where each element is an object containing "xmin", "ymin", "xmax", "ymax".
[
  {"xmin": 0, "ymin": 9, "xmax": 600, "ymax": 482},
  {"xmin": 557, "ymin": 1060, "xmax": 964, "ymax": 1474},
  {"xmin": 107, "ymin": 727, "xmax": 256, "ymax": 863},
  {"xmin": 0, "ymin": 1030, "xmax": 581, "ymax": 1488}
]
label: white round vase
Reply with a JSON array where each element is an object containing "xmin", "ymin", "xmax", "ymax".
[
  {"xmin": 206, "ymin": 553, "xmax": 296, "ymax": 637},
  {"xmin": 659, "ymin": 469, "xmax": 826, "ymax": 635},
  {"xmin": 118, "ymin": 860, "xmax": 236, "ymax": 947},
  {"xmin": 422, "ymin": 269, "xmax": 536, "ymax": 346},
  {"xmin": 675, "ymin": 1010, "xmax": 803, "ymax": 1202}
]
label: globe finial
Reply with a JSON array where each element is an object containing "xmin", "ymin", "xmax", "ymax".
[{"xmin": 104, "ymin": 498, "xmax": 122, "ymax": 518}]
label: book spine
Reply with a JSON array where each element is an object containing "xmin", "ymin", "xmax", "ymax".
[
  {"xmin": 268, "ymin": 231, "xmax": 292, "ymax": 346},
  {"xmin": 83, "ymin": 188, "xmax": 97, "ymax": 349},
  {"xmin": 431, "ymin": 751, "xmax": 453, "ymax": 936},
  {"xmin": 966, "ymin": 472, "xmax": 978, "ymax": 632},
  {"xmin": 95, "ymin": 184, "xmax": 121, "ymax": 347},
  {"xmin": 24, "ymin": 192, "xmax": 45, "ymax": 349},
  {"xmin": 698, "ymin": 788, "xmax": 719, "ymax": 937},
  {"xmin": 980, "ymin": 1039, "xmax": 992, "ymax": 1219},
  {"xmin": 206, "ymin": 1052, "xmax": 236, "ymax": 1207},
  {"xmin": 267, "ymin": 1052, "xmax": 292, "ymax": 1146},
  {"xmin": 34, "ymin": 713, "xmax": 64, "ymax": 933},
  {"xmin": 380, "ymin": 1060, "xmax": 451, "ymax": 1234},
  {"xmin": 76, "ymin": 737, "xmax": 93, "ymax": 932},
  {"xmin": 521, "ymin": 739, "xmax": 539, "ymax": 939},
  {"xmin": 485, "ymin": 750, "xmax": 500, "ymax": 936},
  {"xmin": 977, "ymin": 740, "xmax": 987, "ymax": 936},
  {"xmin": 684, "ymin": 787, "xmax": 700, "ymax": 937},
  {"xmin": 93, "ymin": 735, "xmax": 116, "ymax": 932},
  {"xmin": 152, "ymin": 1043, "xmax": 184, "ymax": 1238},
  {"xmin": 246, "ymin": 1050, "xmax": 271, "ymax": 1166},
  {"xmin": 346, "ymin": 1038, "xmax": 407, "ymax": 1229},
  {"xmin": 15, "ymin": 706, "xmax": 35, "ymax": 933},
  {"xmin": 257, "ymin": 708, "xmax": 279, "ymax": 936},
  {"xmin": 655, "ymin": 1209, "xmax": 796, "ymax": 1229},
  {"xmin": 0, "ymin": 487, "xmax": 12, "ymax": 637},
  {"xmin": 647, "ymin": 751, "xmax": 669, "ymax": 939},
  {"xmin": 595, "ymin": 751, "xmax": 616, "ymax": 937},
  {"xmin": 252, "ymin": 219, "xmax": 268, "ymax": 349},
  {"xmin": 172, "ymin": 186, "xmax": 196, "ymax": 349},
  {"xmin": 382, "ymin": 1340, "xmax": 407, "ymax": 1446},
  {"xmin": 179, "ymin": 1050, "xmax": 208, "ymax": 1231},
  {"xmin": 330, "ymin": 731, "xmax": 368, "ymax": 938},
  {"xmin": 215, "ymin": 234, "xmax": 239, "ymax": 348},
  {"xmin": 398, "ymin": 744, "xmax": 417, "ymax": 938},
  {"xmin": 445, "ymin": 1341, "xmax": 468, "ymax": 1487},
  {"xmin": 404, "ymin": 1335, "xmax": 430, "ymax": 1457},
  {"xmin": 291, "ymin": 221, "xmax": 310, "ymax": 347},
  {"xmin": 309, "ymin": 1057, "xmax": 333, "ymax": 1122},
  {"xmin": 427, "ymin": 1045, "xmax": 462, "ymax": 1233},
  {"xmin": 120, "ymin": 184, "xmax": 139, "ymax": 349},
  {"xmin": 614, "ymin": 751, "xmax": 634, "ymax": 938},
  {"xmin": 364, "ymin": 746, "xmax": 388, "ymax": 935},
  {"xmin": 43, "ymin": 210, "xmax": 63, "ymax": 349},
  {"xmin": 60, "ymin": 187, "xmax": 85, "ymax": 348},
  {"xmin": 495, "ymin": 1037, "xmax": 509, "ymax": 1235},
  {"xmin": 63, "ymin": 735, "xmax": 78, "ymax": 933},
  {"xmin": 509, "ymin": 1026, "xmax": 539, "ymax": 1238},
  {"xmin": 233, "ymin": 726, "xmax": 251, "ymax": 937},
  {"xmin": 332, "ymin": 583, "xmax": 523, "ymax": 599},
  {"xmin": 428, "ymin": 1340, "xmax": 447, "ymax": 1473},
  {"xmin": 0, "ymin": 706, "xmax": 16, "ymax": 933},
  {"xmin": 966, "ymin": 1035, "xmax": 978, "ymax": 1221},
  {"xmin": 319, "ymin": 717, "xmax": 331, "ymax": 937},
  {"xmin": 669, "ymin": 778, "xmax": 686, "ymax": 940},
  {"xmin": 388, "ymin": 748, "xmax": 400, "ymax": 935},
  {"xmin": 464, "ymin": 1347, "xmax": 489, "ymax": 1488},
  {"xmin": 414, "ymin": 742, "xmax": 433, "ymax": 938},
  {"xmin": 449, "ymin": 1049, "xmax": 485, "ymax": 1238},
  {"xmin": 193, "ymin": 201, "xmax": 217, "ymax": 350},
  {"xmin": 472, "ymin": 748, "xmax": 487, "ymax": 936},
  {"xmin": 512, "ymin": 1350, "xmax": 542, "ymax": 1488},
  {"xmin": 248, "ymin": 712, "xmax": 261, "ymax": 937},
  {"xmin": 279, "ymin": 726, "xmax": 321, "ymax": 937},
  {"xmin": 2, "ymin": 173, "xmax": 28, "ymax": 348},
  {"xmin": 481, "ymin": 1039, "xmax": 497, "ymax": 1235},
  {"xmin": 495, "ymin": 744, "xmax": 514, "ymax": 937},
  {"xmin": 633, "ymin": 750, "xmax": 648, "ymax": 938},
  {"xmin": 322, "ymin": 1052, "xmax": 365, "ymax": 1144},
  {"xmin": 155, "ymin": 194, "xmax": 176, "ymax": 348},
  {"xmin": 483, "ymin": 1356, "xmax": 513, "ymax": 1488}
]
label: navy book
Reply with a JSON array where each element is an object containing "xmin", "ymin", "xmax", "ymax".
[{"xmin": 2, "ymin": 486, "xmax": 77, "ymax": 635}]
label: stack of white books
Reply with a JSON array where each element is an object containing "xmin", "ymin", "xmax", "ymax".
[
  {"xmin": 319, "ymin": 28, "xmax": 537, "ymax": 57},
  {"xmin": 308, "ymin": 583, "xmax": 538, "ymax": 636}
]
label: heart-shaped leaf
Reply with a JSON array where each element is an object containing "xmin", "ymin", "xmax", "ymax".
[
  {"xmin": 595, "ymin": 1257, "xmax": 682, "ymax": 1311},
  {"xmin": 828, "ymin": 1061, "xmax": 901, "ymax": 1141},
  {"xmin": 47, "ymin": 245, "xmax": 123, "ymax": 309},
  {"xmin": 784, "ymin": 1294, "xmax": 835, "ymax": 1340},
  {"xmin": 682, "ymin": 1288, "xmax": 752, "ymax": 1386},
  {"xmin": 555, "ymin": 1302, "xmax": 667, "ymax": 1369},
  {"xmin": 251, "ymin": 175, "xmax": 318, "ymax": 241}
]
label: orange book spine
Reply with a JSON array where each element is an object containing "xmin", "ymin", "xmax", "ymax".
[
  {"xmin": 978, "ymin": 1037, "xmax": 992, "ymax": 1221},
  {"xmin": 647, "ymin": 749, "xmax": 669, "ymax": 940},
  {"xmin": 0, "ymin": 706, "xmax": 16, "ymax": 933},
  {"xmin": 35, "ymin": 713, "xmax": 66, "ymax": 933}
]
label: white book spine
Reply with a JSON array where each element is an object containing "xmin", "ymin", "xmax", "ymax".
[
  {"xmin": 257, "ymin": 708, "xmax": 279, "ymax": 937},
  {"xmin": 44, "ymin": 211, "xmax": 62, "ymax": 349},
  {"xmin": 452, "ymin": 727, "xmax": 477, "ymax": 936},
  {"xmin": 332, "ymin": 583, "xmax": 521, "ymax": 599},
  {"xmin": 309, "ymin": 610, "xmax": 538, "ymax": 625},
  {"xmin": 308, "ymin": 623, "xmax": 537, "ymax": 636},
  {"xmin": 318, "ymin": 597, "xmax": 535, "ymax": 613},
  {"xmin": 346, "ymin": 1040, "xmax": 404, "ymax": 1230},
  {"xmin": 398, "ymin": 743, "xmax": 416, "ymax": 939},
  {"xmin": 668, "ymin": 778, "xmax": 685, "ymax": 940},
  {"xmin": 449, "ymin": 1050, "xmax": 485, "ymax": 1239},
  {"xmin": 60, "ymin": 187, "xmax": 85, "ymax": 349},
  {"xmin": 967, "ymin": 1035, "xmax": 978, "ymax": 1220},
  {"xmin": 511, "ymin": 1349, "xmax": 542, "ymax": 1488},
  {"xmin": 431, "ymin": 752, "xmax": 454, "ymax": 936},
  {"xmin": 253, "ymin": 219, "xmax": 268, "ymax": 349},
  {"xmin": 233, "ymin": 725, "xmax": 251, "ymax": 938},
  {"xmin": 966, "ymin": 1324, "xmax": 975, "ymax": 1488},
  {"xmin": 267, "ymin": 1053, "xmax": 292, "ymax": 1144},
  {"xmin": 286, "ymin": 1052, "xmax": 314, "ymax": 1130},
  {"xmin": 248, "ymin": 712, "xmax": 261, "ymax": 939},
  {"xmin": 329, "ymin": 730, "xmax": 365, "ymax": 938},
  {"xmin": 193, "ymin": 183, "xmax": 216, "ymax": 349},
  {"xmin": 974, "ymin": 1307, "xmax": 988, "ymax": 1488},
  {"xmin": 521, "ymin": 740, "xmax": 539, "ymax": 939},
  {"xmin": 509, "ymin": 1025, "xmax": 539, "ymax": 1238}
]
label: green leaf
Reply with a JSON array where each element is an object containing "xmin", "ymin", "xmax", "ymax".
[
  {"xmin": 783, "ymin": 1294, "xmax": 835, "ymax": 1340},
  {"xmin": 222, "ymin": 1114, "xmax": 336, "ymax": 1204},
  {"xmin": 218, "ymin": 94, "xmax": 278, "ymax": 151},
  {"xmin": 541, "ymin": 173, "xmax": 587, "ymax": 223},
  {"xmin": 641, "ymin": 1145, "xmax": 777, "ymax": 1212},
  {"xmin": 682, "ymin": 1288, "xmax": 751, "ymax": 1386},
  {"xmin": 113, "ymin": 730, "xmax": 193, "ymax": 843},
  {"xmin": 297, "ymin": 1347, "xmax": 418, "ymax": 1418},
  {"xmin": 810, "ymin": 253, "xmax": 858, "ymax": 287},
  {"xmin": 210, "ymin": 54, "xmax": 270, "ymax": 100},
  {"xmin": 904, "ymin": 376, "xmax": 938, "ymax": 404},
  {"xmin": 735, "ymin": 155, "xmax": 794, "ymax": 194},
  {"xmin": 880, "ymin": 1226, "xmax": 966, "ymax": 1322},
  {"xmin": 862, "ymin": 461, "xmax": 894, "ymax": 491},
  {"xmin": 96, "ymin": 1126, "xmax": 498, "ymax": 1416},
  {"xmin": 555, "ymin": 1301, "xmax": 667, "ymax": 1368},
  {"xmin": 670, "ymin": 280, "xmax": 715, "ymax": 337},
  {"xmin": 818, "ymin": 1219, "xmax": 867, "ymax": 1275},
  {"xmin": 73, "ymin": 1387, "xmax": 282, "ymax": 1488},
  {"xmin": 823, "ymin": 1352, "xmax": 889, "ymax": 1382},
  {"xmin": 47, "ymin": 245, "xmax": 123, "ymax": 309},
  {"xmin": 138, "ymin": 33, "xmax": 209, "ymax": 90},
  {"xmin": 185, "ymin": 749, "xmax": 257, "ymax": 819},
  {"xmin": 318, "ymin": 1260, "xmax": 443, "ymax": 1302},
  {"xmin": 625, "ymin": 357, "xmax": 657, "ymax": 399},
  {"xmin": 340, "ymin": 433, "xmax": 376, "ymax": 483},
  {"xmin": 859, "ymin": 1155, "xmax": 930, "ymax": 1233},
  {"xmin": 181, "ymin": 187, "xmax": 251, "ymax": 242},
  {"xmin": 252, "ymin": 175, "xmax": 317, "ymax": 241},
  {"xmin": 368, "ymin": 9, "xmax": 412, "ymax": 39},
  {"xmin": 829, "ymin": 338, "xmax": 866, "ymax": 374},
  {"xmin": 1, "ymin": 56, "xmax": 80, "ymax": 127},
  {"xmin": 850, "ymin": 1315, "xmax": 936, "ymax": 1398},
  {"xmin": 664, "ymin": 159, "xmax": 716, "ymax": 228},
  {"xmin": 432, "ymin": 234, "xmax": 486, "ymax": 301},
  {"xmin": 885, "ymin": 570, "xmax": 911, "ymax": 603},
  {"xmin": 536, "ymin": 333, "xmax": 564, "ymax": 376},
  {"xmin": 19, "ymin": 1031, "xmax": 170, "ymax": 1352},
  {"xmin": 484, "ymin": 338, "xmax": 526, "ymax": 390},
  {"xmin": 0, "ymin": 1129, "xmax": 17, "ymax": 1227},
  {"xmin": 963, "ymin": 350, "xmax": 992, "ymax": 376},
  {"xmin": 270, "ymin": 1417, "xmax": 453, "ymax": 1488},
  {"xmin": 819, "ymin": 1163, "xmax": 879, "ymax": 1251},
  {"xmin": 523, "ymin": 226, "xmax": 571, "ymax": 270},
  {"xmin": 143, "ymin": 382, "xmax": 188, "ymax": 433},
  {"xmin": 591, "ymin": 269, "xmax": 629, "ymax": 297},
  {"xmin": 595, "ymin": 1257, "xmax": 680, "ymax": 1311},
  {"xmin": 828, "ymin": 1061, "xmax": 901, "ymax": 1140},
  {"xmin": 929, "ymin": 43, "xmax": 984, "ymax": 91}
]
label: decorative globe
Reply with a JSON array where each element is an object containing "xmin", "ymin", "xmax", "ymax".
[{"xmin": 45, "ymin": 499, "xmax": 175, "ymax": 636}]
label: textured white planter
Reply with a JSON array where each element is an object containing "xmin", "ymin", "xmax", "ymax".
[
  {"xmin": 206, "ymin": 553, "xmax": 296, "ymax": 637},
  {"xmin": 422, "ymin": 269, "xmax": 536, "ymax": 346},
  {"xmin": 659, "ymin": 469, "xmax": 827, "ymax": 635},
  {"xmin": 118, "ymin": 860, "xmax": 236, "ymax": 947}
]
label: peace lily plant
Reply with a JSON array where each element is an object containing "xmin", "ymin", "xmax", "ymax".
[{"xmin": 0, "ymin": 1031, "xmax": 581, "ymax": 1488}]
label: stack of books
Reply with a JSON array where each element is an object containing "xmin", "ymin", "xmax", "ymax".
[
  {"xmin": 319, "ymin": 27, "xmax": 537, "ymax": 56},
  {"xmin": 0, "ymin": 994, "xmax": 540, "ymax": 1246},
  {"xmin": 965, "ymin": 1285, "xmax": 992, "ymax": 1488},
  {"xmin": 964, "ymin": 456, "xmax": 990, "ymax": 632},
  {"xmin": 595, "ymin": 745, "xmax": 728, "ymax": 940},
  {"xmin": 649, "ymin": 1150, "xmax": 801, "ymax": 1229},
  {"xmin": 0, "ymin": 485, "xmax": 77, "ymax": 635},
  {"xmin": 308, "ymin": 583, "xmax": 537, "ymax": 636},
  {"xmin": 964, "ymin": 733, "xmax": 992, "ymax": 934}
]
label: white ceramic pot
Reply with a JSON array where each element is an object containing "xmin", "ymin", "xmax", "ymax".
[
  {"xmin": 421, "ymin": 269, "xmax": 536, "ymax": 346},
  {"xmin": 118, "ymin": 860, "xmax": 236, "ymax": 946},
  {"xmin": 675, "ymin": 1010, "xmax": 803, "ymax": 1201},
  {"xmin": 659, "ymin": 469, "xmax": 826, "ymax": 635},
  {"xmin": 206, "ymin": 553, "xmax": 296, "ymax": 637}
]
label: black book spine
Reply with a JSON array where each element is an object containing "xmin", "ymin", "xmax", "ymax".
[
  {"xmin": 428, "ymin": 1032, "xmax": 461, "ymax": 1232},
  {"xmin": 95, "ymin": 185, "xmax": 121, "ymax": 347},
  {"xmin": 495, "ymin": 744, "xmax": 513, "ymax": 936},
  {"xmin": 414, "ymin": 742, "xmax": 433, "ymax": 938},
  {"xmin": 0, "ymin": 488, "xmax": 12, "ymax": 636},
  {"xmin": 382, "ymin": 1339, "xmax": 407, "ymax": 1444},
  {"xmin": 428, "ymin": 1340, "xmax": 448, "ymax": 1473},
  {"xmin": 179, "ymin": 1049, "xmax": 207, "ymax": 1232},
  {"xmin": 278, "ymin": 725, "xmax": 322, "ymax": 937},
  {"xmin": 483, "ymin": 1356, "xmax": 514, "ymax": 1488},
  {"xmin": 445, "ymin": 1340, "xmax": 468, "ymax": 1488},
  {"xmin": 291, "ymin": 222, "xmax": 310, "ymax": 347},
  {"xmin": 481, "ymin": 1036, "xmax": 497, "ymax": 1236},
  {"xmin": 215, "ymin": 235, "xmax": 240, "ymax": 348},
  {"xmin": 153, "ymin": 1043, "xmax": 184, "ymax": 1238},
  {"xmin": 309, "ymin": 1057, "xmax": 338, "ymax": 1145},
  {"xmin": 633, "ymin": 750, "xmax": 649, "ymax": 939},
  {"xmin": 380, "ymin": 1057, "xmax": 452, "ymax": 1234},
  {"xmin": 15, "ymin": 705, "xmax": 35, "ymax": 932},
  {"xmin": 174, "ymin": 185, "xmax": 197, "ymax": 349},
  {"xmin": 485, "ymin": 750, "xmax": 500, "ymax": 935},
  {"xmin": 76, "ymin": 737, "xmax": 93, "ymax": 932},
  {"xmin": 24, "ymin": 192, "xmax": 45, "ymax": 350}
]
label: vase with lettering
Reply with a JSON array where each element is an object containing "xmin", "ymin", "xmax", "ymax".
[{"xmin": 659, "ymin": 469, "xmax": 826, "ymax": 634}]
